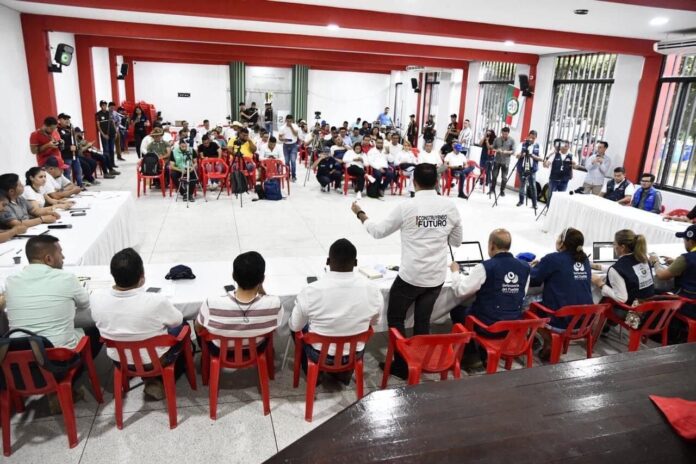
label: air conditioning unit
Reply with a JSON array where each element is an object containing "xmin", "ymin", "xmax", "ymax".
[
  {"xmin": 405, "ymin": 65, "xmax": 424, "ymax": 71},
  {"xmin": 653, "ymin": 37, "xmax": 696, "ymax": 55}
]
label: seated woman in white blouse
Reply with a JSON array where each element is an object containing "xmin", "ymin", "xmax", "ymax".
[{"xmin": 23, "ymin": 167, "xmax": 73, "ymax": 210}]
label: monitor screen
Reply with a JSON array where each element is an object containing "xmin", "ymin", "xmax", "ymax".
[
  {"xmin": 452, "ymin": 242, "xmax": 484, "ymax": 264},
  {"xmin": 593, "ymin": 242, "xmax": 617, "ymax": 262}
]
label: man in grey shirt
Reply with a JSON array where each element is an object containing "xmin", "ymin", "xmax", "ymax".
[
  {"xmin": 490, "ymin": 127, "xmax": 516, "ymax": 196},
  {"xmin": 582, "ymin": 141, "xmax": 611, "ymax": 195}
]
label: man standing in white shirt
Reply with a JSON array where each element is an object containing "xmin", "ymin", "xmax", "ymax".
[
  {"xmin": 279, "ymin": 114, "xmax": 299, "ymax": 182},
  {"xmin": 351, "ymin": 164, "xmax": 463, "ymax": 379},
  {"xmin": 289, "ymin": 239, "xmax": 382, "ymax": 382},
  {"xmin": 458, "ymin": 119, "xmax": 473, "ymax": 154},
  {"xmin": 582, "ymin": 140, "xmax": 611, "ymax": 195},
  {"xmin": 90, "ymin": 248, "xmax": 185, "ymax": 400}
]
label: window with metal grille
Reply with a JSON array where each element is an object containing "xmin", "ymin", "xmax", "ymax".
[
  {"xmin": 545, "ymin": 53, "xmax": 616, "ymax": 166},
  {"xmin": 645, "ymin": 54, "xmax": 696, "ymax": 194},
  {"xmin": 475, "ymin": 62, "xmax": 516, "ymax": 142}
]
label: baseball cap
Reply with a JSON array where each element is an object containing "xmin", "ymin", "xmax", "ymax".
[
  {"xmin": 676, "ymin": 225, "xmax": 696, "ymax": 240},
  {"xmin": 57, "ymin": 113, "xmax": 71, "ymax": 120},
  {"xmin": 44, "ymin": 157, "xmax": 69, "ymax": 170},
  {"xmin": 453, "ymin": 143, "xmax": 463, "ymax": 151}
]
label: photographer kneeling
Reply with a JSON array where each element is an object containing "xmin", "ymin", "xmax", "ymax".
[{"xmin": 170, "ymin": 139, "xmax": 198, "ymax": 202}]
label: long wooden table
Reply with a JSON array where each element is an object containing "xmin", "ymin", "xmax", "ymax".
[{"xmin": 267, "ymin": 344, "xmax": 696, "ymax": 463}]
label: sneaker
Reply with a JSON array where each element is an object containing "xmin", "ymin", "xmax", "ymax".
[
  {"xmin": 458, "ymin": 193, "xmax": 468, "ymax": 199},
  {"xmin": 83, "ymin": 181, "xmax": 92, "ymax": 187},
  {"xmin": 117, "ymin": 156, "xmax": 126, "ymax": 161},
  {"xmin": 410, "ymin": 192, "xmax": 415, "ymax": 198},
  {"xmin": 209, "ymin": 183, "xmax": 219, "ymax": 191},
  {"xmin": 110, "ymin": 169, "xmax": 121, "ymax": 175},
  {"xmin": 188, "ymin": 196, "xmax": 196, "ymax": 202},
  {"xmin": 92, "ymin": 179, "xmax": 101, "ymax": 185},
  {"xmin": 103, "ymin": 173, "xmax": 115, "ymax": 179},
  {"xmin": 143, "ymin": 379, "xmax": 165, "ymax": 401},
  {"xmin": 500, "ymin": 191, "xmax": 506, "ymax": 197},
  {"xmin": 516, "ymin": 202, "xmax": 523, "ymax": 207},
  {"xmin": 292, "ymin": 177, "xmax": 297, "ymax": 183},
  {"xmin": 356, "ymin": 191, "xmax": 362, "ymax": 200},
  {"xmin": 379, "ymin": 190, "xmax": 385, "ymax": 197}
]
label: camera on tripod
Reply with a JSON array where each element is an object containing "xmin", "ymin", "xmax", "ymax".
[{"xmin": 314, "ymin": 111, "xmax": 321, "ymax": 120}]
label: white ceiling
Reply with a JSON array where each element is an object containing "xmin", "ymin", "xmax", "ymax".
[
  {"xmin": 279, "ymin": 0, "xmax": 696, "ymax": 40},
  {"xmin": 1, "ymin": 0, "xmax": 571, "ymax": 55}
]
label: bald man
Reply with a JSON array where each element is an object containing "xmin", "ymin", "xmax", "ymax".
[{"xmin": 449, "ymin": 228, "xmax": 530, "ymax": 330}]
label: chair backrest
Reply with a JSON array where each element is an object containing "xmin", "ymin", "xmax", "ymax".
[
  {"xmin": 486, "ymin": 317, "xmax": 549, "ymax": 357},
  {"xmin": 200, "ymin": 157, "xmax": 229, "ymax": 174},
  {"xmin": 668, "ymin": 208, "xmax": 689, "ymax": 217},
  {"xmin": 260, "ymin": 159, "xmax": 284, "ymax": 176},
  {"xmin": 0, "ymin": 340, "xmax": 78, "ymax": 395},
  {"xmin": 300, "ymin": 328, "xmax": 374, "ymax": 373},
  {"xmin": 555, "ymin": 303, "xmax": 611, "ymax": 339},
  {"xmin": 634, "ymin": 299, "xmax": 683, "ymax": 334},
  {"xmin": 393, "ymin": 325, "xmax": 472, "ymax": 372},
  {"xmin": 102, "ymin": 334, "xmax": 179, "ymax": 376},
  {"xmin": 201, "ymin": 331, "xmax": 273, "ymax": 369}
]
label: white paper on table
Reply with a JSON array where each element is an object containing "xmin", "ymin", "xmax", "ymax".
[
  {"xmin": 17, "ymin": 225, "xmax": 50, "ymax": 237},
  {"xmin": 85, "ymin": 280, "xmax": 113, "ymax": 293}
]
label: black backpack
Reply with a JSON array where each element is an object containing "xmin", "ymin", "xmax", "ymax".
[
  {"xmin": 366, "ymin": 181, "xmax": 381, "ymax": 198},
  {"xmin": 231, "ymin": 170, "xmax": 248, "ymax": 194},
  {"xmin": 141, "ymin": 152, "xmax": 161, "ymax": 176}
]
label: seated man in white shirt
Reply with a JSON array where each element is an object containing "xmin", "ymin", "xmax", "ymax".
[
  {"xmin": 417, "ymin": 140, "xmax": 444, "ymax": 193},
  {"xmin": 395, "ymin": 140, "xmax": 418, "ymax": 198},
  {"xmin": 367, "ymin": 137, "xmax": 395, "ymax": 196},
  {"xmin": 289, "ymin": 239, "xmax": 382, "ymax": 384},
  {"xmin": 443, "ymin": 143, "xmax": 476, "ymax": 199},
  {"xmin": 44, "ymin": 156, "xmax": 82, "ymax": 199},
  {"xmin": 196, "ymin": 252, "xmax": 283, "ymax": 355},
  {"xmin": 90, "ymin": 248, "xmax": 185, "ymax": 401},
  {"xmin": 259, "ymin": 136, "xmax": 284, "ymax": 161}
]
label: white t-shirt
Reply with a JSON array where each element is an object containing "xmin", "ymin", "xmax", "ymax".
[
  {"xmin": 343, "ymin": 149, "xmax": 366, "ymax": 168},
  {"xmin": 260, "ymin": 143, "xmax": 284, "ymax": 160},
  {"xmin": 279, "ymin": 123, "xmax": 299, "ymax": 144},
  {"xmin": 23, "ymin": 185, "xmax": 47, "ymax": 208},
  {"xmin": 140, "ymin": 135, "xmax": 154, "ymax": 155},
  {"xmin": 90, "ymin": 287, "xmax": 184, "ymax": 363},
  {"xmin": 46, "ymin": 174, "xmax": 70, "ymax": 193},
  {"xmin": 395, "ymin": 149, "xmax": 416, "ymax": 165},
  {"xmin": 444, "ymin": 152, "xmax": 467, "ymax": 168},
  {"xmin": 418, "ymin": 150, "xmax": 443, "ymax": 166},
  {"xmin": 367, "ymin": 147, "xmax": 390, "ymax": 170}
]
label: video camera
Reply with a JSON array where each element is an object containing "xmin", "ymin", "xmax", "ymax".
[{"xmin": 314, "ymin": 111, "xmax": 322, "ymax": 120}]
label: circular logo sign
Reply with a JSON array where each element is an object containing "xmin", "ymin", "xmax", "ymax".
[
  {"xmin": 504, "ymin": 272, "xmax": 519, "ymax": 284},
  {"xmin": 506, "ymin": 98, "xmax": 520, "ymax": 116},
  {"xmin": 574, "ymin": 262, "xmax": 585, "ymax": 272}
]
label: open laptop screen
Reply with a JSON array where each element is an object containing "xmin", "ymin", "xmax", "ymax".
[
  {"xmin": 449, "ymin": 242, "xmax": 484, "ymax": 266},
  {"xmin": 593, "ymin": 242, "xmax": 617, "ymax": 263}
]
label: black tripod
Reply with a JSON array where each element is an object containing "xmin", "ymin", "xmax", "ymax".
[
  {"xmin": 176, "ymin": 152, "xmax": 206, "ymax": 208},
  {"xmin": 490, "ymin": 156, "xmax": 523, "ymax": 208}
]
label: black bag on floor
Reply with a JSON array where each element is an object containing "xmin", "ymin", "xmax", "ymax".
[
  {"xmin": 141, "ymin": 152, "xmax": 161, "ymax": 176},
  {"xmin": 231, "ymin": 170, "xmax": 248, "ymax": 194},
  {"xmin": 366, "ymin": 181, "xmax": 381, "ymax": 199},
  {"xmin": 254, "ymin": 183, "xmax": 266, "ymax": 200}
]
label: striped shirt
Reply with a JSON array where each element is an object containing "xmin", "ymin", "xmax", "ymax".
[{"xmin": 197, "ymin": 292, "xmax": 283, "ymax": 346}]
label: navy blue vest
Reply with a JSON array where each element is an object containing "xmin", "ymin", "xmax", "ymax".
[
  {"xmin": 676, "ymin": 251, "xmax": 696, "ymax": 297},
  {"xmin": 604, "ymin": 179, "xmax": 629, "ymax": 202},
  {"xmin": 517, "ymin": 141, "xmax": 540, "ymax": 174},
  {"xmin": 472, "ymin": 252, "xmax": 530, "ymax": 326},
  {"xmin": 608, "ymin": 255, "xmax": 655, "ymax": 305},
  {"xmin": 549, "ymin": 152, "xmax": 573, "ymax": 181}
]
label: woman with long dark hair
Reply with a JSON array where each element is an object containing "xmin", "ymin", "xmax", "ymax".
[
  {"xmin": 479, "ymin": 129, "xmax": 496, "ymax": 186},
  {"xmin": 131, "ymin": 106, "xmax": 149, "ymax": 158},
  {"xmin": 23, "ymin": 167, "xmax": 73, "ymax": 210}
]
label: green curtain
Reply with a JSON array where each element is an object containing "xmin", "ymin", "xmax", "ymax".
[
  {"xmin": 292, "ymin": 64, "xmax": 308, "ymax": 121},
  {"xmin": 229, "ymin": 61, "xmax": 245, "ymax": 121}
]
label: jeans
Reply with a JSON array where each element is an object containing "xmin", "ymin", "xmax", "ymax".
[
  {"xmin": 518, "ymin": 172, "xmax": 537, "ymax": 208},
  {"xmin": 347, "ymin": 165, "xmax": 365, "ymax": 192},
  {"xmin": 454, "ymin": 166, "xmax": 475, "ymax": 195},
  {"xmin": 78, "ymin": 156, "xmax": 96, "ymax": 182},
  {"xmin": 548, "ymin": 179, "xmax": 569, "ymax": 204},
  {"xmin": 317, "ymin": 171, "xmax": 342, "ymax": 189},
  {"xmin": 491, "ymin": 162, "xmax": 509, "ymax": 193},
  {"xmin": 372, "ymin": 168, "xmax": 394, "ymax": 191},
  {"xmin": 63, "ymin": 158, "xmax": 84, "ymax": 187},
  {"xmin": 100, "ymin": 134, "xmax": 115, "ymax": 169},
  {"xmin": 119, "ymin": 129, "xmax": 128, "ymax": 151},
  {"xmin": 283, "ymin": 142, "xmax": 298, "ymax": 179},
  {"xmin": 264, "ymin": 122, "xmax": 273, "ymax": 134}
]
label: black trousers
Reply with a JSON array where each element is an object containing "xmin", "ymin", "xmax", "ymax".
[
  {"xmin": 490, "ymin": 162, "xmax": 509, "ymax": 193},
  {"xmin": 171, "ymin": 170, "xmax": 197, "ymax": 196},
  {"xmin": 134, "ymin": 133, "xmax": 145, "ymax": 158},
  {"xmin": 317, "ymin": 171, "xmax": 342, "ymax": 188},
  {"xmin": 347, "ymin": 165, "xmax": 365, "ymax": 192},
  {"xmin": 387, "ymin": 276, "xmax": 443, "ymax": 337}
]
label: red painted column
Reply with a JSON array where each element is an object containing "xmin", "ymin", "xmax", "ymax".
[
  {"xmin": 75, "ymin": 36, "xmax": 98, "ymax": 147},
  {"xmin": 623, "ymin": 55, "xmax": 663, "ymax": 182},
  {"xmin": 458, "ymin": 63, "xmax": 469, "ymax": 130},
  {"xmin": 21, "ymin": 15, "xmax": 57, "ymax": 127},
  {"xmin": 108, "ymin": 49, "xmax": 120, "ymax": 104},
  {"xmin": 124, "ymin": 58, "xmax": 135, "ymax": 102}
]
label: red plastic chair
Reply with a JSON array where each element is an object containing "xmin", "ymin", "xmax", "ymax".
[
  {"xmin": 231, "ymin": 156, "xmax": 256, "ymax": 191},
  {"xmin": 200, "ymin": 158, "xmax": 230, "ymax": 198},
  {"xmin": 299, "ymin": 144, "xmax": 309, "ymax": 167},
  {"xmin": 0, "ymin": 336, "xmax": 103, "ymax": 456},
  {"xmin": 343, "ymin": 164, "xmax": 366, "ymax": 196},
  {"xmin": 381, "ymin": 324, "xmax": 473, "ymax": 388},
  {"xmin": 603, "ymin": 297, "xmax": 683, "ymax": 351},
  {"xmin": 465, "ymin": 160, "xmax": 486, "ymax": 194},
  {"xmin": 101, "ymin": 325, "xmax": 197, "ymax": 430},
  {"xmin": 529, "ymin": 302, "xmax": 611, "ymax": 364},
  {"xmin": 465, "ymin": 313, "xmax": 549, "ymax": 374},
  {"xmin": 667, "ymin": 208, "xmax": 689, "ymax": 217},
  {"xmin": 136, "ymin": 158, "xmax": 166, "ymax": 197},
  {"xmin": 198, "ymin": 329, "xmax": 275, "ymax": 418},
  {"xmin": 293, "ymin": 328, "xmax": 373, "ymax": 422},
  {"xmin": 259, "ymin": 159, "xmax": 291, "ymax": 195},
  {"xmin": 441, "ymin": 167, "xmax": 467, "ymax": 196},
  {"xmin": 675, "ymin": 296, "xmax": 696, "ymax": 343}
]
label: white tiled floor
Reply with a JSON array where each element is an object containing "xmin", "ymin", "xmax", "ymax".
[{"xmin": 4, "ymin": 150, "xmax": 659, "ymax": 463}]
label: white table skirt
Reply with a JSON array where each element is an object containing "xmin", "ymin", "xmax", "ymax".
[
  {"xmin": 0, "ymin": 191, "xmax": 138, "ymax": 267},
  {"xmin": 542, "ymin": 192, "xmax": 684, "ymax": 245}
]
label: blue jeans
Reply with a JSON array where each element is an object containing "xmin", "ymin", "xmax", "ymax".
[
  {"xmin": 283, "ymin": 142, "xmax": 298, "ymax": 179},
  {"xmin": 264, "ymin": 122, "xmax": 273, "ymax": 134},
  {"xmin": 548, "ymin": 179, "xmax": 569, "ymax": 204},
  {"xmin": 63, "ymin": 158, "xmax": 84, "ymax": 187},
  {"xmin": 518, "ymin": 172, "xmax": 537, "ymax": 208},
  {"xmin": 100, "ymin": 134, "xmax": 115, "ymax": 170},
  {"xmin": 372, "ymin": 168, "xmax": 394, "ymax": 191}
]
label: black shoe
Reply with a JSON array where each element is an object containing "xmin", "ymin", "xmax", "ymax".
[
  {"xmin": 500, "ymin": 191, "xmax": 506, "ymax": 197},
  {"xmin": 112, "ymin": 164, "xmax": 119, "ymax": 169},
  {"xmin": 516, "ymin": 202, "xmax": 523, "ymax": 207},
  {"xmin": 410, "ymin": 192, "xmax": 415, "ymax": 198},
  {"xmin": 117, "ymin": 156, "xmax": 125, "ymax": 161},
  {"xmin": 187, "ymin": 196, "xmax": 195, "ymax": 202},
  {"xmin": 379, "ymin": 361, "xmax": 408, "ymax": 381},
  {"xmin": 458, "ymin": 193, "xmax": 468, "ymax": 199},
  {"xmin": 103, "ymin": 173, "xmax": 115, "ymax": 179},
  {"xmin": 110, "ymin": 169, "xmax": 121, "ymax": 175}
]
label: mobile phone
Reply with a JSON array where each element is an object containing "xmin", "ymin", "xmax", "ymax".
[
  {"xmin": 48, "ymin": 224, "xmax": 72, "ymax": 229},
  {"xmin": 146, "ymin": 287, "xmax": 161, "ymax": 293},
  {"xmin": 71, "ymin": 212, "xmax": 87, "ymax": 217},
  {"xmin": 306, "ymin": 276, "xmax": 318, "ymax": 284},
  {"xmin": 223, "ymin": 284, "xmax": 236, "ymax": 292}
]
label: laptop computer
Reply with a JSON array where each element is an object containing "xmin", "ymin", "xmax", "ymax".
[
  {"xmin": 592, "ymin": 242, "xmax": 618, "ymax": 264},
  {"xmin": 449, "ymin": 241, "xmax": 484, "ymax": 268}
]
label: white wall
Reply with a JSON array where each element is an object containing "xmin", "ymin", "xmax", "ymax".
[
  {"xmin": 91, "ymin": 47, "xmax": 111, "ymax": 106},
  {"xmin": 307, "ymin": 70, "xmax": 390, "ymax": 127},
  {"xmin": 528, "ymin": 55, "xmax": 556, "ymax": 152},
  {"xmin": 133, "ymin": 61, "xmax": 230, "ymax": 126},
  {"xmin": 464, "ymin": 62, "xmax": 482, "ymax": 140},
  {"xmin": 0, "ymin": 5, "xmax": 36, "ymax": 175},
  {"xmin": 48, "ymin": 32, "xmax": 82, "ymax": 129}
]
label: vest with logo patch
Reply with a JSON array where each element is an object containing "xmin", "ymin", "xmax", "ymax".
[
  {"xmin": 607, "ymin": 254, "xmax": 655, "ymax": 305},
  {"xmin": 472, "ymin": 252, "xmax": 530, "ymax": 325}
]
